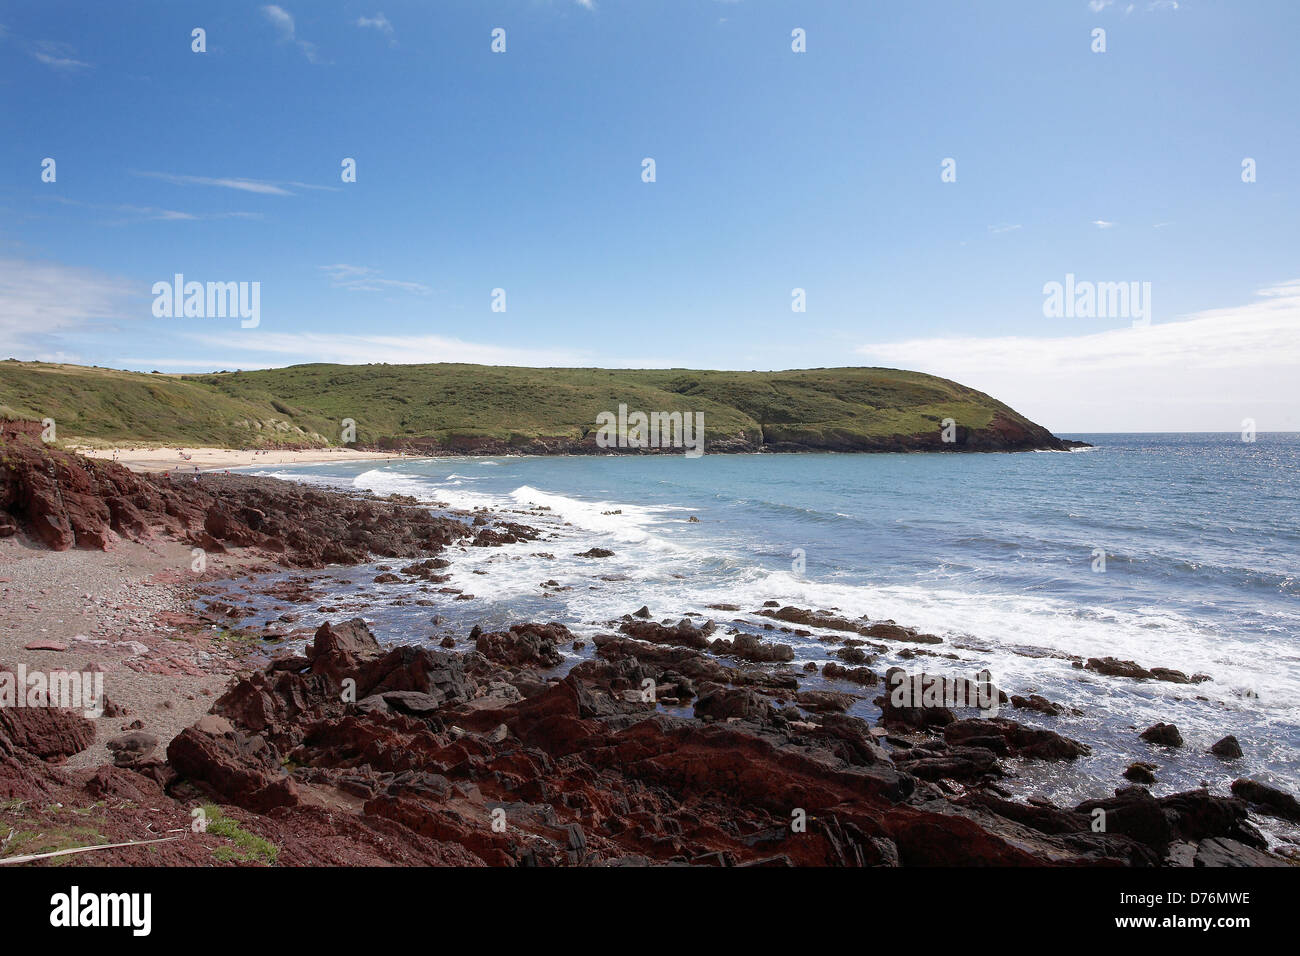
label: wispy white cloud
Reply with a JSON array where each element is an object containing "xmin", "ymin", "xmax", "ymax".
[
  {"xmin": 30, "ymin": 40, "xmax": 91, "ymax": 71},
  {"xmin": 262, "ymin": 4, "xmax": 295, "ymax": 39},
  {"xmin": 1092, "ymin": 0, "xmax": 1176, "ymax": 13},
  {"xmin": 988, "ymin": 224, "xmax": 1022, "ymax": 235},
  {"xmin": 137, "ymin": 171, "xmax": 291, "ymax": 196},
  {"xmin": 44, "ymin": 196, "xmax": 262, "ymax": 224},
  {"xmin": 0, "ymin": 259, "xmax": 134, "ymax": 360},
  {"xmin": 857, "ymin": 280, "xmax": 1300, "ymax": 431},
  {"xmin": 319, "ymin": 264, "xmax": 431, "ymax": 295},
  {"xmin": 133, "ymin": 171, "xmax": 334, "ymax": 197},
  {"xmin": 32, "ymin": 50, "xmax": 90, "ymax": 71},
  {"xmin": 260, "ymin": 5, "xmax": 324, "ymax": 63},
  {"xmin": 1093, "ymin": 0, "xmax": 1175, "ymax": 11},
  {"xmin": 356, "ymin": 13, "xmax": 395, "ymax": 44},
  {"xmin": 1091, "ymin": 219, "xmax": 1115, "ymax": 229},
  {"xmin": 2, "ymin": 29, "xmax": 92, "ymax": 70}
]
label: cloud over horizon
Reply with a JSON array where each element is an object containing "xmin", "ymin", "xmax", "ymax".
[{"xmin": 857, "ymin": 281, "xmax": 1300, "ymax": 433}]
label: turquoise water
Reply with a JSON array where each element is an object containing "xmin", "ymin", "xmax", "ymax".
[{"xmin": 237, "ymin": 434, "xmax": 1300, "ymax": 817}]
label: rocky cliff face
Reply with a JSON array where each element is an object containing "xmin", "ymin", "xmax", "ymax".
[
  {"xmin": 0, "ymin": 425, "xmax": 468, "ymax": 560},
  {"xmin": 365, "ymin": 412, "xmax": 1085, "ymax": 457}
]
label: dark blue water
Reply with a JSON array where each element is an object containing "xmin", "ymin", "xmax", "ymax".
[{"xmin": 238, "ymin": 434, "xmax": 1300, "ymax": 825}]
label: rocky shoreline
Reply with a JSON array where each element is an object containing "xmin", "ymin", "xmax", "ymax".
[{"xmin": 1, "ymin": 426, "xmax": 1293, "ymax": 867}]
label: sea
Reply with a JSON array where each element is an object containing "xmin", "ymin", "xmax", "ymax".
[{"xmin": 220, "ymin": 433, "xmax": 1300, "ymax": 830}]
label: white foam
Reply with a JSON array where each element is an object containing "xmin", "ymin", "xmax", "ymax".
[
  {"xmin": 350, "ymin": 468, "xmax": 441, "ymax": 500},
  {"xmin": 507, "ymin": 485, "xmax": 688, "ymax": 549},
  {"xmin": 240, "ymin": 469, "xmax": 354, "ymax": 490}
]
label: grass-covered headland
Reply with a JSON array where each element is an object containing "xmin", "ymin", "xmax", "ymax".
[{"xmin": 0, "ymin": 359, "xmax": 1078, "ymax": 453}]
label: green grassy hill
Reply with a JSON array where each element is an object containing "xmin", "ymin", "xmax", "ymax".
[{"xmin": 0, "ymin": 359, "xmax": 1069, "ymax": 452}]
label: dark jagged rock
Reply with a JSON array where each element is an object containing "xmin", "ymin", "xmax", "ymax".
[
  {"xmin": 709, "ymin": 633, "xmax": 794, "ymax": 663},
  {"xmin": 874, "ymin": 668, "xmax": 1007, "ymax": 731},
  {"xmin": 694, "ymin": 686, "xmax": 779, "ymax": 724},
  {"xmin": 894, "ymin": 744, "xmax": 1004, "ymax": 782},
  {"xmin": 1087, "ymin": 657, "xmax": 1210, "ymax": 685},
  {"xmin": 1230, "ymin": 778, "xmax": 1300, "ymax": 822},
  {"xmin": 1210, "ymin": 735, "xmax": 1243, "ymax": 760},
  {"xmin": 1124, "ymin": 762, "xmax": 1158, "ymax": 784},
  {"xmin": 821, "ymin": 661, "xmax": 879, "ymax": 686},
  {"xmin": 1087, "ymin": 657, "xmax": 1152, "ymax": 680},
  {"xmin": 473, "ymin": 522, "xmax": 541, "ymax": 547},
  {"xmin": 619, "ymin": 617, "xmax": 714, "ymax": 650},
  {"xmin": 1075, "ymin": 787, "xmax": 1265, "ymax": 856},
  {"xmin": 876, "ymin": 668, "xmax": 956, "ymax": 729},
  {"xmin": 1140, "ymin": 722, "xmax": 1184, "ymax": 747},
  {"xmin": 758, "ymin": 606, "xmax": 942, "ymax": 645},
  {"xmin": 1010, "ymin": 694, "xmax": 1066, "ymax": 716},
  {"xmin": 475, "ymin": 622, "xmax": 567, "ymax": 668},
  {"xmin": 794, "ymin": 690, "xmax": 857, "ymax": 714},
  {"xmin": 1193, "ymin": 837, "xmax": 1290, "ymax": 867},
  {"xmin": 944, "ymin": 718, "xmax": 1090, "ymax": 760}
]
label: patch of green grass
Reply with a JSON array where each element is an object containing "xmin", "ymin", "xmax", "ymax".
[
  {"xmin": 201, "ymin": 804, "xmax": 278, "ymax": 866},
  {"xmin": 0, "ymin": 825, "xmax": 106, "ymax": 864},
  {"xmin": 211, "ymin": 627, "xmax": 260, "ymax": 646}
]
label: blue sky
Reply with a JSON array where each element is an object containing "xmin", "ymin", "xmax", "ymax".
[{"xmin": 1, "ymin": 0, "xmax": 1297, "ymax": 431}]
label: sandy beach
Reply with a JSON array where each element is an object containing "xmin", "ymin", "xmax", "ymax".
[
  {"xmin": 0, "ymin": 535, "xmax": 271, "ymax": 770},
  {"xmin": 75, "ymin": 445, "xmax": 413, "ymax": 474}
]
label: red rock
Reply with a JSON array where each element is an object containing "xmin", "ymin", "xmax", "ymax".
[
  {"xmin": 0, "ymin": 702, "xmax": 95, "ymax": 760},
  {"xmin": 0, "ymin": 426, "xmax": 472, "ymax": 562},
  {"xmin": 23, "ymin": 640, "xmax": 68, "ymax": 651},
  {"xmin": 166, "ymin": 721, "xmax": 299, "ymax": 812},
  {"xmin": 475, "ymin": 622, "xmax": 567, "ymax": 667}
]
